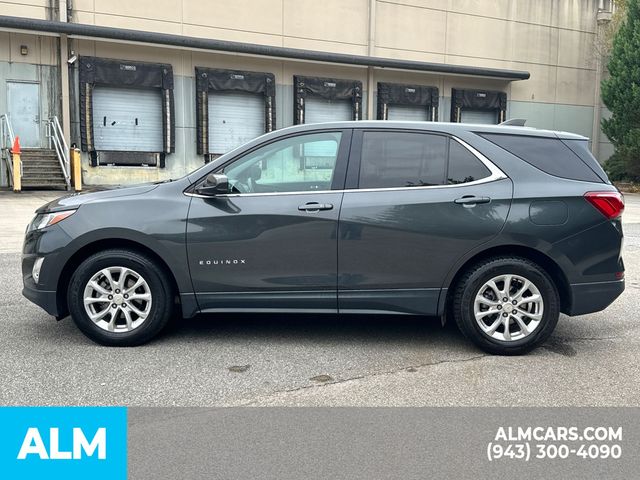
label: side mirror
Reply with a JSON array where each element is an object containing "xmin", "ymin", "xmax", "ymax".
[{"xmin": 195, "ymin": 173, "xmax": 230, "ymax": 196}]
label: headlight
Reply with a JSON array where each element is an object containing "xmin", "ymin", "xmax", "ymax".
[{"xmin": 30, "ymin": 210, "xmax": 76, "ymax": 231}]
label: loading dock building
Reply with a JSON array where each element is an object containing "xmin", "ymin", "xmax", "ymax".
[{"xmin": 0, "ymin": 0, "xmax": 615, "ymax": 187}]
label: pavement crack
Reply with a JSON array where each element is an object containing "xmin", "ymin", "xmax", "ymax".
[
  {"xmin": 556, "ymin": 335, "xmax": 627, "ymax": 342},
  {"xmin": 237, "ymin": 354, "xmax": 489, "ymax": 405}
]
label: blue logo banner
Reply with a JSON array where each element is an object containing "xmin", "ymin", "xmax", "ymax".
[{"xmin": 0, "ymin": 407, "xmax": 127, "ymax": 480}]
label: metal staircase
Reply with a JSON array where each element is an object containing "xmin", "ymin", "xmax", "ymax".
[
  {"xmin": 20, "ymin": 148, "xmax": 68, "ymax": 189},
  {"xmin": 1, "ymin": 114, "xmax": 70, "ymax": 190}
]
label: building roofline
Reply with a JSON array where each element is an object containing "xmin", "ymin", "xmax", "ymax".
[{"xmin": 0, "ymin": 15, "xmax": 531, "ymax": 81}]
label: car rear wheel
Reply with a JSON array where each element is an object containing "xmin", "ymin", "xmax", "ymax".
[
  {"xmin": 452, "ymin": 256, "xmax": 560, "ymax": 355},
  {"xmin": 68, "ymin": 249, "xmax": 174, "ymax": 346}
]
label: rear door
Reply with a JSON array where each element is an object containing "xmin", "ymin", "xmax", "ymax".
[{"xmin": 337, "ymin": 129, "xmax": 513, "ymax": 315}]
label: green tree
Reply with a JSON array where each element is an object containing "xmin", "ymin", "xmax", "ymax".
[{"xmin": 601, "ymin": 0, "xmax": 640, "ymax": 181}]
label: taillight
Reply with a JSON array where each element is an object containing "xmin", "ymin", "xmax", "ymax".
[{"xmin": 584, "ymin": 191, "xmax": 625, "ymax": 219}]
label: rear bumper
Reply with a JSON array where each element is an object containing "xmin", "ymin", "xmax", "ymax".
[{"xmin": 567, "ymin": 279, "xmax": 625, "ymax": 316}]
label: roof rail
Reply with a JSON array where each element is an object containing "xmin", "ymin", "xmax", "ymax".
[{"xmin": 500, "ymin": 118, "xmax": 527, "ymax": 126}]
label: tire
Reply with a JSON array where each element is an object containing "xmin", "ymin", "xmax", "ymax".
[
  {"xmin": 452, "ymin": 256, "xmax": 560, "ymax": 355},
  {"xmin": 67, "ymin": 249, "xmax": 174, "ymax": 346}
]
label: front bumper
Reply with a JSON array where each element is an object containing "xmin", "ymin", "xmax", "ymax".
[
  {"xmin": 22, "ymin": 283, "xmax": 59, "ymax": 316},
  {"xmin": 568, "ymin": 279, "xmax": 625, "ymax": 316},
  {"xmin": 21, "ymin": 223, "xmax": 74, "ymax": 318}
]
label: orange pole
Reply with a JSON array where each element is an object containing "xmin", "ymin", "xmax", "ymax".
[{"xmin": 11, "ymin": 136, "xmax": 21, "ymax": 192}]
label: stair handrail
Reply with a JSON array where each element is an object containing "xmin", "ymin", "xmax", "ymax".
[
  {"xmin": 45, "ymin": 116, "xmax": 71, "ymax": 190},
  {"xmin": 0, "ymin": 114, "xmax": 16, "ymax": 188}
]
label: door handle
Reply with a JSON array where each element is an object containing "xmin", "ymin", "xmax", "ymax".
[
  {"xmin": 298, "ymin": 202, "xmax": 333, "ymax": 212},
  {"xmin": 454, "ymin": 195, "xmax": 491, "ymax": 205}
]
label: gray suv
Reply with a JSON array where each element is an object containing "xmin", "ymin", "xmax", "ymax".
[{"xmin": 22, "ymin": 121, "xmax": 625, "ymax": 354}]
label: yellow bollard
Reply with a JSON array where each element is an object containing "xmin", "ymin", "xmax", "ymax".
[
  {"xmin": 12, "ymin": 136, "xmax": 21, "ymax": 192},
  {"xmin": 71, "ymin": 148, "xmax": 82, "ymax": 192}
]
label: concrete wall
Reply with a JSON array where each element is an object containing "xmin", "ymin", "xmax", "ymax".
[
  {"xmin": 0, "ymin": 0, "xmax": 49, "ymax": 20},
  {"xmin": 66, "ymin": 0, "xmax": 600, "ymax": 105}
]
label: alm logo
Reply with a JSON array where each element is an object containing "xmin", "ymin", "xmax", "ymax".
[
  {"xmin": 17, "ymin": 427, "xmax": 106, "ymax": 460},
  {"xmin": 0, "ymin": 407, "xmax": 126, "ymax": 479}
]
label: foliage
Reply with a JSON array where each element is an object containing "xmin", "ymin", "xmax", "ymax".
[
  {"xmin": 601, "ymin": 0, "xmax": 640, "ymax": 182},
  {"xmin": 604, "ymin": 153, "xmax": 640, "ymax": 182}
]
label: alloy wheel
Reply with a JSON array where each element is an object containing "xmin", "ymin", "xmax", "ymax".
[
  {"xmin": 83, "ymin": 266, "xmax": 152, "ymax": 333},
  {"xmin": 473, "ymin": 274, "xmax": 544, "ymax": 342}
]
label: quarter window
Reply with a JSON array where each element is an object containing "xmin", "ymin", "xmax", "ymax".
[
  {"xmin": 479, "ymin": 133, "xmax": 602, "ymax": 183},
  {"xmin": 222, "ymin": 131, "xmax": 342, "ymax": 193}
]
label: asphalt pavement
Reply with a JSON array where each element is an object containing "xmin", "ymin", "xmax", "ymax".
[{"xmin": 0, "ymin": 190, "xmax": 638, "ymax": 406}]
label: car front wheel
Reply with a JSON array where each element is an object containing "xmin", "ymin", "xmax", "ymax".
[
  {"xmin": 67, "ymin": 249, "xmax": 174, "ymax": 346},
  {"xmin": 452, "ymin": 256, "xmax": 560, "ymax": 355}
]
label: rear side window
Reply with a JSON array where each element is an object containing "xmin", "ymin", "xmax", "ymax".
[
  {"xmin": 447, "ymin": 140, "xmax": 491, "ymax": 184},
  {"xmin": 359, "ymin": 131, "xmax": 447, "ymax": 188},
  {"xmin": 479, "ymin": 133, "xmax": 602, "ymax": 183},
  {"xmin": 358, "ymin": 132, "xmax": 493, "ymax": 189}
]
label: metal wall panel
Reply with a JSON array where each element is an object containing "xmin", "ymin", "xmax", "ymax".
[
  {"xmin": 304, "ymin": 98, "xmax": 352, "ymax": 124},
  {"xmin": 92, "ymin": 86, "xmax": 163, "ymax": 152},
  {"xmin": 208, "ymin": 91, "xmax": 265, "ymax": 154}
]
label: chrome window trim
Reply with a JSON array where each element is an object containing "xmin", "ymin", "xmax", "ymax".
[
  {"xmin": 185, "ymin": 134, "xmax": 508, "ymax": 199},
  {"xmin": 451, "ymin": 136, "xmax": 506, "ymax": 181}
]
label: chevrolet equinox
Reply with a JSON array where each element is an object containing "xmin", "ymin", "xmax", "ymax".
[{"xmin": 22, "ymin": 121, "xmax": 625, "ymax": 355}]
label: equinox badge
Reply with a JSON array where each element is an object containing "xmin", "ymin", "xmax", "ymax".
[{"xmin": 199, "ymin": 259, "xmax": 246, "ymax": 266}]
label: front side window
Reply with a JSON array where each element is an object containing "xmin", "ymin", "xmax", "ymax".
[
  {"xmin": 359, "ymin": 131, "xmax": 447, "ymax": 188},
  {"xmin": 222, "ymin": 131, "xmax": 342, "ymax": 193}
]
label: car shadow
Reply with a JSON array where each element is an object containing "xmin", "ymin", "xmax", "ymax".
[{"xmin": 160, "ymin": 312, "xmax": 465, "ymax": 347}]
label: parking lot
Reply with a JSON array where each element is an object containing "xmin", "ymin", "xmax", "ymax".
[{"xmin": 0, "ymin": 190, "xmax": 638, "ymax": 407}]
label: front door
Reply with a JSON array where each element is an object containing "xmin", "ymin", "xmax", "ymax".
[
  {"xmin": 7, "ymin": 82, "xmax": 40, "ymax": 147},
  {"xmin": 186, "ymin": 129, "xmax": 350, "ymax": 312},
  {"xmin": 338, "ymin": 129, "xmax": 512, "ymax": 315}
]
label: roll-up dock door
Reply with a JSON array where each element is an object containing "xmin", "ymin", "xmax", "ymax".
[
  {"xmin": 195, "ymin": 67, "xmax": 276, "ymax": 158},
  {"xmin": 208, "ymin": 91, "xmax": 265, "ymax": 154},
  {"xmin": 387, "ymin": 105, "xmax": 430, "ymax": 121},
  {"xmin": 304, "ymin": 97, "xmax": 353, "ymax": 124},
  {"xmin": 79, "ymin": 56, "xmax": 175, "ymax": 167},
  {"xmin": 451, "ymin": 88, "xmax": 506, "ymax": 124},
  {"xmin": 460, "ymin": 108, "xmax": 497, "ymax": 125},
  {"xmin": 294, "ymin": 75, "xmax": 362, "ymax": 125},
  {"xmin": 377, "ymin": 83, "xmax": 438, "ymax": 122},
  {"xmin": 92, "ymin": 86, "xmax": 164, "ymax": 152}
]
